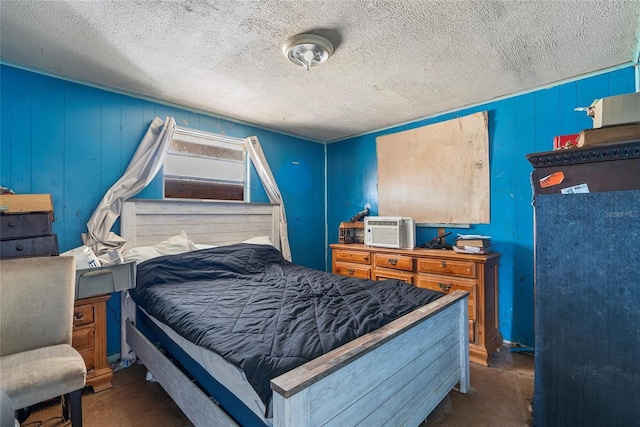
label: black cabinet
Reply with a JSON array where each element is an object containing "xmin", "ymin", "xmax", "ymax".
[
  {"xmin": 0, "ymin": 212, "xmax": 58, "ymax": 258},
  {"xmin": 527, "ymin": 141, "xmax": 640, "ymax": 427}
]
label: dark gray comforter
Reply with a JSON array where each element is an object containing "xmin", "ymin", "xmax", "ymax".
[{"xmin": 131, "ymin": 243, "xmax": 443, "ymax": 406}]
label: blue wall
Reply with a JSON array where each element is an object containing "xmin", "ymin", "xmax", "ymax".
[
  {"xmin": 2, "ymin": 63, "xmax": 635, "ymax": 354},
  {"xmin": 0, "ymin": 64, "xmax": 326, "ymax": 356},
  {"xmin": 327, "ymin": 67, "xmax": 635, "ymax": 346}
]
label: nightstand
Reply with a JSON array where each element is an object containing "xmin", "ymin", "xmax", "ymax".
[{"xmin": 72, "ymin": 294, "xmax": 113, "ymax": 392}]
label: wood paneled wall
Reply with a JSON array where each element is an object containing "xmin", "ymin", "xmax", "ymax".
[
  {"xmin": 326, "ymin": 67, "xmax": 636, "ymax": 346},
  {"xmin": 1, "ymin": 63, "xmax": 634, "ymax": 351},
  {"xmin": 0, "ymin": 65, "xmax": 326, "ymax": 355}
]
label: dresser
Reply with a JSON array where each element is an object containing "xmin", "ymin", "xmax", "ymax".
[
  {"xmin": 330, "ymin": 243, "xmax": 502, "ymax": 366},
  {"xmin": 72, "ymin": 294, "xmax": 113, "ymax": 392}
]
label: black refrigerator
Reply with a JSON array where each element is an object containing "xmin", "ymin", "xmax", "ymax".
[{"xmin": 527, "ymin": 140, "xmax": 640, "ymax": 427}]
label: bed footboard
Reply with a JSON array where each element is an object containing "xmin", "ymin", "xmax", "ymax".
[
  {"xmin": 270, "ymin": 290, "xmax": 469, "ymax": 427},
  {"xmin": 126, "ymin": 290, "xmax": 468, "ymax": 427}
]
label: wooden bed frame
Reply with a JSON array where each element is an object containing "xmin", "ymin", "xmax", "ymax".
[{"xmin": 120, "ymin": 199, "xmax": 470, "ymax": 427}]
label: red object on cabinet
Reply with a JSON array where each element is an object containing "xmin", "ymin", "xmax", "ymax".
[{"xmin": 553, "ymin": 133, "xmax": 580, "ymax": 150}]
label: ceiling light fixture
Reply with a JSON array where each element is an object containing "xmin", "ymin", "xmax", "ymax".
[{"xmin": 282, "ymin": 34, "xmax": 334, "ymax": 71}]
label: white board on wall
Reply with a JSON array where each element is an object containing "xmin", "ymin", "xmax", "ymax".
[{"xmin": 376, "ymin": 111, "xmax": 490, "ymax": 224}]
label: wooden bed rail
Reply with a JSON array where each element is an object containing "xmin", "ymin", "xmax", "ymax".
[
  {"xmin": 270, "ymin": 290, "xmax": 470, "ymax": 427},
  {"xmin": 271, "ymin": 290, "xmax": 469, "ymax": 397}
]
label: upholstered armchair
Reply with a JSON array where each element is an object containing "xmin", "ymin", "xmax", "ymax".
[{"xmin": 0, "ymin": 256, "xmax": 86, "ymax": 427}]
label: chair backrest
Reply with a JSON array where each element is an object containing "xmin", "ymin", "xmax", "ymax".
[{"xmin": 0, "ymin": 256, "xmax": 76, "ymax": 356}]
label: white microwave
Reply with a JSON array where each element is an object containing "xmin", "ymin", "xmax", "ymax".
[{"xmin": 364, "ymin": 216, "xmax": 415, "ymax": 249}]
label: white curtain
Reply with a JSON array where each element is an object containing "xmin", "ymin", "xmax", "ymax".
[
  {"xmin": 82, "ymin": 116, "xmax": 176, "ymax": 254},
  {"xmin": 82, "ymin": 117, "xmax": 291, "ymax": 262},
  {"xmin": 245, "ymin": 136, "xmax": 292, "ymax": 262}
]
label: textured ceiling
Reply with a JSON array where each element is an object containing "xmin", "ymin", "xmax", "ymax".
[{"xmin": 1, "ymin": 1, "xmax": 639, "ymax": 142}]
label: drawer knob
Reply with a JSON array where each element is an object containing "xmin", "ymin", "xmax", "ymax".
[
  {"xmin": 438, "ymin": 282, "xmax": 452, "ymax": 291},
  {"xmin": 440, "ymin": 261, "xmax": 447, "ymax": 268},
  {"xmin": 15, "ymin": 245, "xmax": 24, "ymax": 252},
  {"xmin": 387, "ymin": 258, "xmax": 398, "ymax": 265},
  {"xmin": 364, "ymin": 256, "xmax": 369, "ymax": 261},
  {"xmin": 347, "ymin": 269, "xmax": 355, "ymax": 275},
  {"xmin": 74, "ymin": 313, "xmax": 84, "ymax": 321},
  {"xmin": 8, "ymin": 222, "xmax": 16, "ymax": 228}
]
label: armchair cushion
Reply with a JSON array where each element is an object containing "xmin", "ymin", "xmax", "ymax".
[{"xmin": 0, "ymin": 344, "xmax": 86, "ymax": 410}]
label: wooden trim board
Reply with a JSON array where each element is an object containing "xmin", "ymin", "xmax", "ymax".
[
  {"xmin": 121, "ymin": 199, "xmax": 281, "ymax": 250},
  {"xmin": 271, "ymin": 291, "xmax": 469, "ymax": 426}
]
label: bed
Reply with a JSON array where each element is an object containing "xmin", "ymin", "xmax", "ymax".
[{"xmin": 120, "ymin": 198, "xmax": 470, "ymax": 427}]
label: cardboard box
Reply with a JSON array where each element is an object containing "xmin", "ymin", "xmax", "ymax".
[
  {"xmin": 589, "ymin": 92, "xmax": 640, "ymax": 128},
  {"xmin": 0, "ymin": 194, "xmax": 54, "ymax": 221},
  {"xmin": 75, "ymin": 261, "xmax": 136, "ymax": 300}
]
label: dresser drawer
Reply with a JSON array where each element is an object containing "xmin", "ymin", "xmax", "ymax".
[
  {"xmin": 415, "ymin": 274, "xmax": 476, "ymax": 319},
  {"xmin": 334, "ymin": 249, "xmax": 371, "ymax": 265},
  {"xmin": 0, "ymin": 235, "xmax": 59, "ymax": 258},
  {"xmin": 373, "ymin": 253, "xmax": 413, "ymax": 271},
  {"xmin": 373, "ymin": 268, "xmax": 414, "ymax": 284},
  {"xmin": 335, "ymin": 262, "xmax": 371, "ymax": 279},
  {"xmin": 0, "ymin": 213, "xmax": 52, "ymax": 240},
  {"xmin": 416, "ymin": 258, "xmax": 476, "ymax": 278},
  {"xmin": 73, "ymin": 303, "xmax": 94, "ymax": 327}
]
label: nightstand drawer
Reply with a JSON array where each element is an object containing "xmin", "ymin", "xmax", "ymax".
[
  {"xmin": 76, "ymin": 345, "xmax": 95, "ymax": 372},
  {"xmin": 334, "ymin": 249, "xmax": 371, "ymax": 265},
  {"xmin": 72, "ymin": 326, "xmax": 94, "ymax": 351},
  {"xmin": 0, "ymin": 213, "xmax": 52, "ymax": 240},
  {"xmin": 72, "ymin": 325, "xmax": 96, "ymax": 370},
  {"xmin": 335, "ymin": 262, "xmax": 371, "ymax": 279},
  {"xmin": 373, "ymin": 253, "xmax": 413, "ymax": 271},
  {"xmin": 73, "ymin": 304, "xmax": 94, "ymax": 327},
  {"xmin": 416, "ymin": 258, "xmax": 476, "ymax": 278}
]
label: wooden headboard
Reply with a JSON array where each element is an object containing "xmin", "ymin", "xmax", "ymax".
[{"xmin": 120, "ymin": 199, "xmax": 281, "ymax": 250}]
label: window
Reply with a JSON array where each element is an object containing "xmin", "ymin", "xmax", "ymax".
[{"xmin": 164, "ymin": 127, "xmax": 248, "ymax": 201}]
